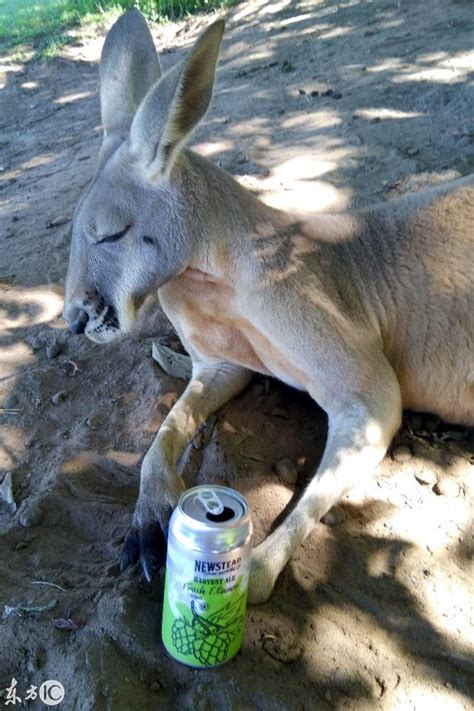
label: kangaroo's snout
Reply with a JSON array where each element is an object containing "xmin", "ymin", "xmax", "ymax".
[
  {"xmin": 63, "ymin": 288, "xmax": 122, "ymax": 343},
  {"xmin": 63, "ymin": 305, "xmax": 89, "ymax": 334}
]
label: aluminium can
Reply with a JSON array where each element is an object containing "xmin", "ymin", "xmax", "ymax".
[{"xmin": 161, "ymin": 484, "xmax": 253, "ymax": 667}]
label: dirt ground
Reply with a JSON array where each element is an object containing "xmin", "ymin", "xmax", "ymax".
[{"xmin": 1, "ymin": 0, "xmax": 473, "ymax": 708}]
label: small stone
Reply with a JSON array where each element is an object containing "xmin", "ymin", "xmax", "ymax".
[
  {"xmin": 392, "ymin": 445, "xmax": 412, "ymax": 463},
  {"xmin": 332, "ymin": 92, "xmax": 342, "ymax": 99},
  {"xmin": 86, "ymin": 414, "xmax": 102, "ymax": 430},
  {"xmin": 271, "ymin": 407, "xmax": 289, "ymax": 419},
  {"xmin": 51, "ymin": 391, "xmax": 67, "ymax": 404},
  {"xmin": 321, "ymin": 508, "xmax": 345, "ymax": 526},
  {"xmin": 14, "ymin": 540, "xmax": 29, "ymax": 551},
  {"xmin": 322, "ymin": 88, "xmax": 334, "ymax": 96},
  {"xmin": 275, "ymin": 458, "xmax": 298, "ymax": 485},
  {"xmin": 149, "ymin": 681, "xmax": 163, "ymax": 693},
  {"xmin": 406, "ymin": 147, "xmax": 420, "ymax": 157},
  {"xmin": 324, "ymin": 690, "xmax": 332, "ymax": 702},
  {"xmin": 24, "ymin": 436, "xmax": 36, "ymax": 448},
  {"xmin": 370, "ymin": 116, "xmax": 381, "ymax": 123},
  {"xmin": 414, "ymin": 468, "xmax": 437, "ymax": 486},
  {"xmin": 19, "ymin": 504, "xmax": 43, "ymax": 528},
  {"xmin": 310, "ymin": 90, "xmax": 319, "ymax": 97},
  {"xmin": 46, "ymin": 215, "xmax": 70, "ymax": 228},
  {"xmin": 298, "ymin": 88, "xmax": 306, "ymax": 95},
  {"xmin": 434, "ymin": 478, "xmax": 459, "ymax": 498},
  {"xmin": 46, "ymin": 340, "xmax": 61, "ymax": 360}
]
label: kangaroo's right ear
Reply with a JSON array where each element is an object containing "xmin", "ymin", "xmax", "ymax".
[
  {"xmin": 100, "ymin": 9, "xmax": 161, "ymax": 139},
  {"xmin": 129, "ymin": 19, "xmax": 225, "ymax": 181}
]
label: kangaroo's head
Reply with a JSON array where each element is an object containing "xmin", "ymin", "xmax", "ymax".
[{"xmin": 63, "ymin": 10, "xmax": 224, "ymax": 342}]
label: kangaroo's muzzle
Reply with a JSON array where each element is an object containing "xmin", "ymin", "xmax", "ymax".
[{"xmin": 63, "ymin": 306, "xmax": 89, "ymax": 334}]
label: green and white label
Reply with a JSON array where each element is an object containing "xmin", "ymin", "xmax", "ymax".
[{"xmin": 161, "ymin": 540, "xmax": 251, "ymax": 667}]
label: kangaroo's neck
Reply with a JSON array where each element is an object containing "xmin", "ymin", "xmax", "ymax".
[
  {"xmin": 177, "ymin": 150, "xmax": 368, "ymax": 285},
  {"xmin": 178, "ymin": 150, "xmax": 287, "ymax": 270}
]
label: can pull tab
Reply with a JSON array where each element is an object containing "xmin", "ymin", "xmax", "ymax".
[{"xmin": 197, "ymin": 489, "xmax": 224, "ymax": 516}]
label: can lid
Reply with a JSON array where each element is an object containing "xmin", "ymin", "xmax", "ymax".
[
  {"xmin": 196, "ymin": 488, "xmax": 225, "ymax": 517},
  {"xmin": 170, "ymin": 485, "xmax": 252, "ymax": 553},
  {"xmin": 181, "ymin": 486, "xmax": 246, "ymax": 524}
]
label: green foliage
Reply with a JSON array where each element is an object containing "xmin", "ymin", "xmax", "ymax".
[
  {"xmin": 0, "ymin": 0, "xmax": 234, "ymax": 50},
  {"xmin": 124, "ymin": 2, "xmax": 234, "ymax": 22}
]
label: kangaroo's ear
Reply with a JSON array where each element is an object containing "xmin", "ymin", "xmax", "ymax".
[
  {"xmin": 100, "ymin": 9, "xmax": 161, "ymax": 139},
  {"xmin": 129, "ymin": 19, "xmax": 225, "ymax": 180}
]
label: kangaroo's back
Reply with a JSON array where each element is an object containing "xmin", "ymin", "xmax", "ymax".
[{"xmin": 359, "ymin": 175, "xmax": 474, "ymax": 422}]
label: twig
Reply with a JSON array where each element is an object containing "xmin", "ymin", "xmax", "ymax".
[{"xmin": 31, "ymin": 581, "xmax": 68, "ymax": 592}]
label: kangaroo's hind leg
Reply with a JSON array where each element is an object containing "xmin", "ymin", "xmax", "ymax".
[{"xmin": 248, "ymin": 358, "xmax": 402, "ymax": 604}]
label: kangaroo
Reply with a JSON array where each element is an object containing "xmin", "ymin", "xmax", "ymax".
[{"xmin": 63, "ymin": 10, "xmax": 474, "ymax": 604}]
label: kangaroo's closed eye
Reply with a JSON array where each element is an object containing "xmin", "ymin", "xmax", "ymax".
[{"xmin": 97, "ymin": 227, "xmax": 129, "ymax": 244}]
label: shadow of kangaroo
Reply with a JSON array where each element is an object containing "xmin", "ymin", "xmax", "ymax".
[{"xmin": 63, "ymin": 10, "xmax": 473, "ymax": 603}]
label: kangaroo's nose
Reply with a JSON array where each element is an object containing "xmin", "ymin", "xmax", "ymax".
[{"xmin": 63, "ymin": 307, "xmax": 89, "ymax": 335}]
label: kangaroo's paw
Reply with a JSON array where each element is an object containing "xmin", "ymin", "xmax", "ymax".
[{"xmin": 120, "ymin": 460, "xmax": 185, "ymax": 582}]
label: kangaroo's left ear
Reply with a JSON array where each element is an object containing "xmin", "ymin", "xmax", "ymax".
[
  {"xmin": 100, "ymin": 9, "xmax": 161, "ymax": 140},
  {"xmin": 129, "ymin": 19, "xmax": 225, "ymax": 180}
]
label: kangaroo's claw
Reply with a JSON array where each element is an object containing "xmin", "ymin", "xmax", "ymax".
[
  {"xmin": 120, "ymin": 526, "xmax": 140, "ymax": 572},
  {"xmin": 119, "ymin": 519, "xmax": 167, "ymax": 582},
  {"xmin": 139, "ymin": 521, "xmax": 167, "ymax": 582}
]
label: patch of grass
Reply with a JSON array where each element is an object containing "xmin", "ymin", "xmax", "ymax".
[
  {"xmin": 136, "ymin": 1, "xmax": 235, "ymax": 21},
  {"xmin": 0, "ymin": 1, "xmax": 95, "ymax": 47},
  {"xmin": 0, "ymin": 0, "xmax": 235, "ymax": 51},
  {"xmin": 38, "ymin": 33, "xmax": 73, "ymax": 59}
]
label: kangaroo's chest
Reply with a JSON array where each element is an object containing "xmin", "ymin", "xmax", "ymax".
[{"xmin": 158, "ymin": 269, "xmax": 308, "ymax": 390}]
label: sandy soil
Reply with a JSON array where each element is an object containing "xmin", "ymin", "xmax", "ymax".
[{"xmin": 0, "ymin": 0, "xmax": 473, "ymax": 708}]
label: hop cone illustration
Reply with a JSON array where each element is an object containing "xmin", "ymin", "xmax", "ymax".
[
  {"xmin": 170, "ymin": 594, "xmax": 246, "ymax": 665},
  {"xmin": 171, "ymin": 617, "xmax": 196, "ymax": 655},
  {"xmin": 193, "ymin": 632, "xmax": 232, "ymax": 666}
]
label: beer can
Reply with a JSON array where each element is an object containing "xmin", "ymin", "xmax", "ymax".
[{"xmin": 161, "ymin": 484, "xmax": 252, "ymax": 667}]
